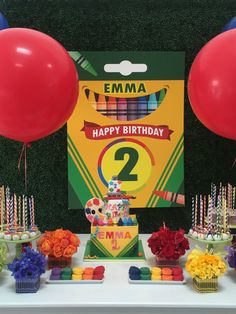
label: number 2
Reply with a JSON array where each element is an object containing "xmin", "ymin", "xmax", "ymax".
[{"xmin": 115, "ymin": 147, "xmax": 138, "ymax": 181}]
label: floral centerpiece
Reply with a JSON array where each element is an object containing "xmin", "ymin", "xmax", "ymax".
[
  {"xmin": 0, "ymin": 243, "xmax": 8, "ymax": 272},
  {"xmin": 8, "ymin": 247, "xmax": 46, "ymax": 293},
  {"xmin": 37, "ymin": 228, "xmax": 80, "ymax": 269},
  {"xmin": 225, "ymin": 244, "xmax": 236, "ymax": 268},
  {"xmin": 147, "ymin": 225, "xmax": 190, "ymax": 266},
  {"xmin": 185, "ymin": 248, "xmax": 227, "ymax": 292}
]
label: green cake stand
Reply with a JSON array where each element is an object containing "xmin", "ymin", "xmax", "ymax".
[{"xmin": 188, "ymin": 234, "xmax": 233, "ymax": 255}]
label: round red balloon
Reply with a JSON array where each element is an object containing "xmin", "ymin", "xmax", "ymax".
[
  {"xmin": 188, "ymin": 29, "xmax": 236, "ymax": 140},
  {"xmin": 0, "ymin": 28, "xmax": 78, "ymax": 142}
]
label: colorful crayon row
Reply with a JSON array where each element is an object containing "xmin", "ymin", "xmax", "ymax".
[{"xmin": 85, "ymin": 88, "xmax": 167, "ymax": 121}]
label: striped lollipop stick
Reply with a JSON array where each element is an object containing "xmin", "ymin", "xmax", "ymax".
[
  {"xmin": 191, "ymin": 196, "xmax": 195, "ymax": 229},
  {"xmin": 24, "ymin": 195, "xmax": 28, "ymax": 231},
  {"xmin": 195, "ymin": 195, "xmax": 198, "ymax": 229},
  {"xmin": 6, "ymin": 186, "xmax": 10, "ymax": 231},
  {"xmin": 13, "ymin": 193, "xmax": 17, "ymax": 229},
  {"xmin": 30, "ymin": 195, "xmax": 35, "ymax": 228},
  {"xmin": 208, "ymin": 195, "xmax": 213, "ymax": 231},
  {"xmin": 10, "ymin": 195, "xmax": 14, "ymax": 232},
  {"xmin": 18, "ymin": 195, "xmax": 21, "ymax": 230}
]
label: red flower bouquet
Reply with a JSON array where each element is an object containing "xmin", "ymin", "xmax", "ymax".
[{"xmin": 147, "ymin": 225, "xmax": 190, "ymax": 261}]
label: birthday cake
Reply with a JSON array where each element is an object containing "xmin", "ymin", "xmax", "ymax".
[{"xmin": 84, "ymin": 176, "xmax": 144, "ymax": 260}]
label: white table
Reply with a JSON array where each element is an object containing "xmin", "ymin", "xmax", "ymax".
[{"xmin": 0, "ymin": 234, "xmax": 236, "ymax": 314}]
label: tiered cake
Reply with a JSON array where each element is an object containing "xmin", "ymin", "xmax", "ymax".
[{"xmin": 84, "ymin": 176, "xmax": 144, "ymax": 261}]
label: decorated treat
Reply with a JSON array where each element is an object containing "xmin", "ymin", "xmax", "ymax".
[
  {"xmin": 50, "ymin": 274, "xmax": 61, "ymax": 280},
  {"xmin": 151, "ymin": 267, "xmax": 162, "ymax": 276},
  {"xmin": 4, "ymin": 233, "xmax": 11, "ymax": 240},
  {"xmin": 107, "ymin": 176, "xmax": 122, "ymax": 196},
  {"xmin": 140, "ymin": 273, "xmax": 151, "ymax": 280},
  {"xmin": 21, "ymin": 232, "xmax": 29, "ymax": 240},
  {"xmin": 93, "ymin": 273, "xmax": 104, "ymax": 280},
  {"xmin": 94, "ymin": 266, "xmax": 105, "ymax": 275},
  {"xmin": 83, "ymin": 267, "xmax": 94, "ymax": 275},
  {"xmin": 29, "ymin": 231, "xmax": 37, "ymax": 238},
  {"xmin": 140, "ymin": 267, "xmax": 151, "ymax": 275},
  {"xmin": 151, "ymin": 274, "xmax": 161, "ymax": 280},
  {"xmin": 172, "ymin": 266, "xmax": 183, "ymax": 276},
  {"xmin": 173, "ymin": 274, "xmax": 184, "ymax": 281},
  {"xmin": 73, "ymin": 267, "xmax": 83, "ymax": 275},
  {"xmin": 51, "ymin": 267, "xmax": 62, "ymax": 275},
  {"xmin": 85, "ymin": 197, "xmax": 105, "ymax": 223},
  {"xmin": 189, "ymin": 183, "xmax": 234, "ymax": 243},
  {"xmin": 72, "ymin": 274, "xmax": 83, "ymax": 280},
  {"xmin": 162, "ymin": 275, "xmax": 173, "ymax": 281},
  {"xmin": 12, "ymin": 233, "xmax": 20, "ymax": 241},
  {"xmin": 162, "ymin": 268, "xmax": 173, "ymax": 276}
]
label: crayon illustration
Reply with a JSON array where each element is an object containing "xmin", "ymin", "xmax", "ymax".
[
  {"xmin": 97, "ymin": 94, "xmax": 107, "ymax": 116},
  {"xmin": 127, "ymin": 98, "xmax": 138, "ymax": 121},
  {"xmin": 85, "ymin": 89, "xmax": 97, "ymax": 110},
  {"xmin": 117, "ymin": 98, "xmax": 128, "ymax": 121},
  {"xmin": 69, "ymin": 51, "xmax": 97, "ymax": 76},
  {"xmin": 153, "ymin": 190, "xmax": 185, "ymax": 205},
  {"xmin": 85, "ymin": 87, "xmax": 167, "ymax": 120},
  {"xmin": 107, "ymin": 97, "xmax": 117, "ymax": 120},
  {"xmin": 137, "ymin": 96, "xmax": 147, "ymax": 118},
  {"xmin": 147, "ymin": 93, "xmax": 157, "ymax": 114}
]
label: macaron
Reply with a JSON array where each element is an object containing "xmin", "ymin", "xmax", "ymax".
[
  {"xmin": 162, "ymin": 275, "xmax": 173, "ymax": 281},
  {"xmin": 161, "ymin": 268, "xmax": 172, "ymax": 276},
  {"xmin": 73, "ymin": 267, "xmax": 84, "ymax": 275},
  {"xmin": 140, "ymin": 274, "xmax": 151, "ymax": 280},
  {"xmin": 172, "ymin": 266, "xmax": 183, "ymax": 276},
  {"xmin": 94, "ymin": 266, "xmax": 105, "ymax": 275},
  {"xmin": 173, "ymin": 274, "xmax": 184, "ymax": 281},
  {"xmin": 51, "ymin": 267, "xmax": 62, "ymax": 276},
  {"xmin": 60, "ymin": 274, "xmax": 71, "ymax": 280},
  {"xmin": 50, "ymin": 274, "xmax": 60, "ymax": 280},
  {"xmin": 62, "ymin": 267, "xmax": 72, "ymax": 275},
  {"xmin": 72, "ymin": 274, "xmax": 83, "ymax": 280},
  {"xmin": 129, "ymin": 274, "xmax": 140, "ymax": 280},
  {"xmin": 83, "ymin": 267, "xmax": 94, "ymax": 275},
  {"xmin": 129, "ymin": 266, "xmax": 140, "ymax": 276},
  {"xmin": 151, "ymin": 275, "xmax": 161, "ymax": 281},
  {"xmin": 140, "ymin": 267, "xmax": 151, "ymax": 275},
  {"xmin": 151, "ymin": 267, "xmax": 161, "ymax": 276},
  {"xmin": 93, "ymin": 274, "xmax": 104, "ymax": 280},
  {"xmin": 83, "ymin": 274, "xmax": 93, "ymax": 280}
]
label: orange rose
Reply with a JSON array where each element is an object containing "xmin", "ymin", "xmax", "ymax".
[
  {"xmin": 53, "ymin": 243, "xmax": 63, "ymax": 257},
  {"xmin": 54, "ymin": 229, "xmax": 67, "ymax": 240},
  {"xmin": 63, "ymin": 245, "xmax": 77, "ymax": 258},
  {"xmin": 61, "ymin": 238, "xmax": 70, "ymax": 248},
  {"xmin": 40, "ymin": 239, "xmax": 53, "ymax": 256},
  {"xmin": 70, "ymin": 234, "xmax": 80, "ymax": 247}
]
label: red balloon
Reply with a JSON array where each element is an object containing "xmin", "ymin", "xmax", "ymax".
[
  {"xmin": 188, "ymin": 29, "xmax": 236, "ymax": 140},
  {"xmin": 0, "ymin": 28, "xmax": 78, "ymax": 142}
]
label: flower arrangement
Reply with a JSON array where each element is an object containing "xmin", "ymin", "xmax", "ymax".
[
  {"xmin": 0, "ymin": 243, "xmax": 8, "ymax": 272},
  {"xmin": 147, "ymin": 225, "xmax": 190, "ymax": 260},
  {"xmin": 225, "ymin": 245, "xmax": 236, "ymax": 268},
  {"xmin": 8, "ymin": 247, "xmax": 46, "ymax": 280},
  {"xmin": 37, "ymin": 228, "xmax": 80, "ymax": 258},
  {"xmin": 185, "ymin": 248, "xmax": 227, "ymax": 280}
]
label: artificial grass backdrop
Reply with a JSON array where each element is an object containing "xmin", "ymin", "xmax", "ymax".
[{"xmin": 0, "ymin": 0, "xmax": 235, "ymax": 233}]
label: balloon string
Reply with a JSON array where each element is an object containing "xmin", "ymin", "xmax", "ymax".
[
  {"xmin": 232, "ymin": 158, "xmax": 236, "ymax": 168},
  {"xmin": 18, "ymin": 143, "xmax": 31, "ymax": 193}
]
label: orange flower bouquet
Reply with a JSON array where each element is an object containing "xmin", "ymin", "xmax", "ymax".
[{"xmin": 37, "ymin": 229, "xmax": 80, "ymax": 269}]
